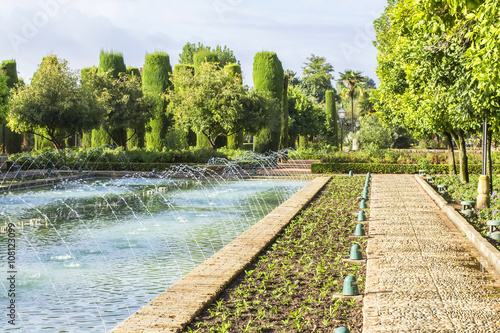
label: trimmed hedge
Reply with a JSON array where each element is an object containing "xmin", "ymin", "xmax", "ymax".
[
  {"xmin": 126, "ymin": 66, "xmax": 141, "ymax": 78},
  {"xmin": 143, "ymin": 52, "xmax": 173, "ymax": 151},
  {"xmin": 1, "ymin": 60, "xmax": 18, "ymax": 88},
  {"xmin": 312, "ymin": 163, "xmax": 446, "ymax": 174},
  {"xmin": 253, "ymin": 51, "xmax": 284, "ymax": 153},
  {"xmin": 1, "ymin": 60, "xmax": 22, "ymax": 154},
  {"xmin": 174, "ymin": 64, "xmax": 195, "ymax": 76},
  {"xmin": 311, "ymin": 163, "xmax": 500, "ymax": 174},
  {"xmin": 98, "ymin": 50, "xmax": 126, "ymax": 79},
  {"xmin": 325, "ymin": 90, "xmax": 338, "ymax": 146}
]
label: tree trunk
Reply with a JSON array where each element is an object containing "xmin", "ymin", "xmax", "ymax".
[
  {"xmin": 443, "ymin": 131, "xmax": 456, "ymax": 175},
  {"xmin": 350, "ymin": 90, "xmax": 354, "ymax": 132},
  {"xmin": 450, "ymin": 129, "xmax": 469, "ymax": 183},
  {"xmin": 487, "ymin": 128, "xmax": 493, "ymax": 191}
]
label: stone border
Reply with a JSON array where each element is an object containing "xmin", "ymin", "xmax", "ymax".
[
  {"xmin": 112, "ymin": 176, "xmax": 331, "ymax": 333},
  {"xmin": 0, "ymin": 172, "xmax": 95, "ymax": 192},
  {"xmin": 415, "ymin": 174, "xmax": 500, "ymax": 276}
]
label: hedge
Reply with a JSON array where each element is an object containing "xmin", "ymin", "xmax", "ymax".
[
  {"xmin": 325, "ymin": 90, "xmax": 338, "ymax": 146},
  {"xmin": 252, "ymin": 51, "xmax": 284, "ymax": 153},
  {"xmin": 142, "ymin": 52, "xmax": 173, "ymax": 151},
  {"xmin": 126, "ymin": 66, "xmax": 141, "ymax": 78},
  {"xmin": 311, "ymin": 163, "xmax": 500, "ymax": 174},
  {"xmin": 98, "ymin": 50, "xmax": 126, "ymax": 79},
  {"xmin": 313, "ymin": 163, "xmax": 442, "ymax": 174},
  {"xmin": 1, "ymin": 60, "xmax": 22, "ymax": 153}
]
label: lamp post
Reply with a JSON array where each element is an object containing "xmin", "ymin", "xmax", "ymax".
[
  {"xmin": 338, "ymin": 104, "xmax": 346, "ymax": 151},
  {"xmin": 477, "ymin": 116, "xmax": 490, "ymax": 208}
]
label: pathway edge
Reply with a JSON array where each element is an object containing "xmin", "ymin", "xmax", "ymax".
[{"xmin": 414, "ymin": 174, "xmax": 500, "ymax": 276}]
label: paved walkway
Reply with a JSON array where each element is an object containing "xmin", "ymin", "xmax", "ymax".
[{"xmin": 364, "ymin": 174, "xmax": 500, "ymax": 332}]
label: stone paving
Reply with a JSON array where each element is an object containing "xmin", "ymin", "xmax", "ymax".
[{"xmin": 363, "ymin": 174, "xmax": 500, "ymax": 332}]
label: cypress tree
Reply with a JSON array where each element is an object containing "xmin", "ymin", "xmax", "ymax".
[
  {"xmin": 80, "ymin": 67, "xmax": 98, "ymax": 148},
  {"xmin": 224, "ymin": 63, "xmax": 244, "ymax": 149},
  {"xmin": 98, "ymin": 50, "xmax": 126, "ymax": 79},
  {"xmin": 91, "ymin": 128, "xmax": 112, "ymax": 147},
  {"xmin": 142, "ymin": 52, "xmax": 172, "ymax": 151},
  {"xmin": 252, "ymin": 52, "xmax": 284, "ymax": 152},
  {"xmin": 325, "ymin": 90, "xmax": 338, "ymax": 147},
  {"xmin": 174, "ymin": 64, "xmax": 195, "ymax": 74},
  {"xmin": 299, "ymin": 135, "xmax": 308, "ymax": 148},
  {"xmin": 126, "ymin": 66, "xmax": 141, "ymax": 78},
  {"xmin": 279, "ymin": 75, "xmax": 289, "ymax": 150},
  {"xmin": 1, "ymin": 60, "xmax": 22, "ymax": 153},
  {"xmin": 98, "ymin": 51, "xmax": 127, "ymax": 147}
]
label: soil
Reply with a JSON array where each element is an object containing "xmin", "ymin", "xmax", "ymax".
[{"xmin": 184, "ymin": 176, "xmax": 366, "ymax": 332}]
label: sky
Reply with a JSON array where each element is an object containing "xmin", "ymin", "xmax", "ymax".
[{"xmin": 0, "ymin": 0, "xmax": 388, "ymax": 87}]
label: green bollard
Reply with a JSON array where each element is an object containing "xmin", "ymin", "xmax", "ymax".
[
  {"xmin": 354, "ymin": 223, "xmax": 365, "ymax": 236},
  {"xmin": 360, "ymin": 199, "xmax": 367, "ymax": 209},
  {"xmin": 349, "ymin": 170, "xmax": 353, "ymax": 176},
  {"xmin": 357, "ymin": 210, "xmax": 366, "ymax": 221},
  {"xmin": 334, "ymin": 327, "xmax": 350, "ymax": 333},
  {"xmin": 343, "ymin": 275, "xmax": 359, "ymax": 296},
  {"xmin": 350, "ymin": 244, "xmax": 363, "ymax": 260}
]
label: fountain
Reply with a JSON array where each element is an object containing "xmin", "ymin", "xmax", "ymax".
[{"xmin": 0, "ymin": 148, "xmax": 310, "ymax": 332}]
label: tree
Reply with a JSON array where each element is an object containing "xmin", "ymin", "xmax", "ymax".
[
  {"xmin": 142, "ymin": 52, "xmax": 173, "ymax": 150},
  {"xmin": 338, "ymin": 70, "xmax": 365, "ymax": 131},
  {"xmin": 166, "ymin": 62, "xmax": 272, "ymax": 149},
  {"xmin": 466, "ymin": 0, "xmax": 500, "ymax": 186},
  {"xmin": 225, "ymin": 63, "xmax": 245, "ymax": 149},
  {"xmin": 372, "ymin": 0, "xmax": 484, "ymax": 183},
  {"xmin": 8, "ymin": 54, "xmax": 102, "ymax": 150},
  {"xmin": 83, "ymin": 70, "xmax": 154, "ymax": 148},
  {"xmin": 253, "ymin": 51, "xmax": 284, "ymax": 152},
  {"xmin": 93, "ymin": 51, "xmax": 128, "ymax": 147},
  {"xmin": 287, "ymin": 86, "xmax": 324, "ymax": 148},
  {"xmin": 354, "ymin": 115, "xmax": 393, "ymax": 151},
  {"xmin": 98, "ymin": 50, "xmax": 126, "ymax": 79},
  {"xmin": 301, "ymin": 54, "xmax": 334, "ymax": 104},
  {"xmin": 179, "ymin": 42, "xmax": 239, "ymax": 67},
  {"xmin": 1, "ymin": 60, "xmax": 22, "ymax": 153},
  {"xmin": 325, "ymin": 90, "xmax": 338, "ymax": 147},
  {"xmin": 0, "ymin": 71, "xmax": 8, "ymax": 124}
]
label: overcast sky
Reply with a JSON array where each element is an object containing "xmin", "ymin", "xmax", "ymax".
[{"xmin": 0, "ymin": 0, "xmax": 388, "ymax": 87}]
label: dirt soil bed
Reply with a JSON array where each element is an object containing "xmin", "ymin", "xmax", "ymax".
[{"xmin": 185, "ymin": 176, "xmax": 366, "ymax": 332}]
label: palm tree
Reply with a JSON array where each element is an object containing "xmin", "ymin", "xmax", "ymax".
[{"xmin": 338, "ymin": 70, "xmax": 365, "ymax": 130}]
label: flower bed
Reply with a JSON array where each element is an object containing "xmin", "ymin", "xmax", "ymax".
[{"xmin": 184, "ymin": 176, "xmax": 366, "ymax": 332}]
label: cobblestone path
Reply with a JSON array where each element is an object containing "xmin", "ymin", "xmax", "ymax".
[{"xmin": 363, "ymin": 174, "xmax": 500, "ymax": 332}]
